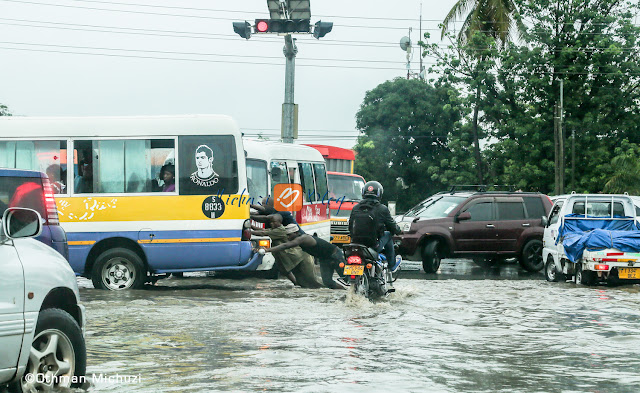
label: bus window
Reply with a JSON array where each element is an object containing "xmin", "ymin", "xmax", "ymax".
[
  {"xmin": 247, "ymin": 159, "xmax": 268, "ymax": 201},
  {"xmin": 313, "ymin": 163, "xmax": 328, "ymax": 201},
  {"xmin": 270, "ymin": 161, "xmax": 288, "ymax": 197},
  {"xmin": 178, "ymin": 135, "xmax": 238, "ymax": 195},
  {"xmin": 73, "ymin": 139, "xmax": 174, "ymax": 194},
  {"xmin": 298, "ymin": 162, "xmax": 316, "ymax": 202},
  {"xmin": 0, "ymin": 140, "xmax": 68, "ymax": 194}
]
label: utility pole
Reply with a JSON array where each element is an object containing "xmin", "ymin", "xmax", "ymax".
[
  {"xmin": 554, "ymin": 80, "xmax": 565, "ymax": 195},
  {"xmin": 419, "ymin": 2, "xmax": 424, "ymax": 79},
  {"xmin": 232, "ymin": 1, "xmax": 332, "ymax": 144},
  {"xmin": 282, "ymin": 35, "xmax": 297, "ymax": 143}
]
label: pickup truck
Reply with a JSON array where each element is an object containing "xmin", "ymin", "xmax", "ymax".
[{"xmin": 542, "ymin": 194, "xmax": 640, "ymax": 285}]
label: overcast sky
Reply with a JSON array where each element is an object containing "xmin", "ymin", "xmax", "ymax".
[{"xmin": 0, "ymin": 0, "xmax": 458, "ymax": 149}]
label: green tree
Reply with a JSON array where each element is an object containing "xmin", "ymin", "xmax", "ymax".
[
  {"xmin": 353, "ymin": 78, "xmax": 474, "ymax": 211},
  {"xmin": 604, "ymin": 140, "xmax": 640, "ymax": 194},
  {"xmin": 442, "ymin": 0, "xmax": 524, "ymax": 46},
  {"xmin": 0, "ymin": 104, "xmax": 10, "ymax": 116},
  {"xmin": 487, "ymin": 0, "xmax": 640, "ymax": 194}
]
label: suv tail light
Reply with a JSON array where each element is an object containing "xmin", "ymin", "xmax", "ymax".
[{"xmin": 42, "ymin": 178, "xmax": 60, "ymax": 225}]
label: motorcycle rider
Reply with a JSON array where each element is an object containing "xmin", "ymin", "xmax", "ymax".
[{"xmin": 349, "ymin": 181, "xmax": 402, "ymax": 272}]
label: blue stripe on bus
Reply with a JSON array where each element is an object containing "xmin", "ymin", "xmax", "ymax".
[{"xmin": 66, "ymin": 230, "xmax": 252, "ymax": 275}]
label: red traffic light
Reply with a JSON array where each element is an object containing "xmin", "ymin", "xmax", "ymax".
[{"xmin": 256, "ymin": 20, "xmax": 269, "ymax": 33}]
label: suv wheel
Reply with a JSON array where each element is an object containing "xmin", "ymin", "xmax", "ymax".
[
  {"xmin": 422, "ymin": 240, "xmax": 442, "ymax": 274},
  {"xmin": 92, "ymin": 247, "xmax": 146, "ymax": 290},
  {"xmin": 519, "ymin": 239, "xmax": 543, "ymax": 272},
  {"xmin": 18, "ymin": 308, "xmax": 86, "ymax": 391},
  {"xmin": 545, "ymin": 256, "xmax": 564, "ymax": 282}
]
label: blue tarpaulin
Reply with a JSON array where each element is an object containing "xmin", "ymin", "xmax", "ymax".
[{"xmin": 559, "ymin": 216, "xmax": 640, "ymax": 263}]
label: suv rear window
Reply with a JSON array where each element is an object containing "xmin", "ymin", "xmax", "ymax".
[
  {"xmin": 523, "ymin": 196, "xmax": 546, "ymax": 219},
  {"xmin": 407, "ymin": 196, "xmax": 467, "ymax": 218},
  {"xmin": 0, "ymin": 176, "xmax": 46, "ymax": 218}
]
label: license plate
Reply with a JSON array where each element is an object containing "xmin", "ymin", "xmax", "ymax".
[
  {"xmin": 618, "ymin": 267, "xmax": 640, "ymax": 279},
  {"xmin": 343, "ymin": 265, "xmax": 364, "ymax": 276},
  {"xmin": 332, "ymin": 234, "xmax": 350, "ymax": 243}
]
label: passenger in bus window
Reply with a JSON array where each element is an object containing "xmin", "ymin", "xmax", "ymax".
[
  {"xmin": 46, "ymin": 164, "xmax": 66, "ymax": 193},
  {"xmin": 74, "ymin": 159, "xmax": 93, "ymax": 193},
  {"xmin": 161, "ymin": 164, "xmax": 175, "ymax": 192}
]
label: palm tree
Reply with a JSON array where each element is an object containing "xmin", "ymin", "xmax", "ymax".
[{"xmin": 441, "ymin": 0, "xmax": 523, "ymax": 46}]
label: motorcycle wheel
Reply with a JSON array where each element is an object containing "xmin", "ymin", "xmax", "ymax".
[{"xmin": 354, "ymin": 274, "xmax": 370, "ymax": 298}]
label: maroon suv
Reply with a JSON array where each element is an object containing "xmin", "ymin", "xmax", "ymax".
[{"xmin": 395, "ymin": 190, "xmax": 552, "ymax": 273}]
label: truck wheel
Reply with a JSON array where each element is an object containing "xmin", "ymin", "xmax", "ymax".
[
  {"xmin": 19, "ymin": 308, "xmax": 86, "ymax": 391},
  {"xmin": 92, "ymin": 247, "xmax": 146, "ymax": 290},
  {"xmin": 576, "ymin": 264, "xmax": 595, "ymax": 285},
  {"xmin": 422, "ymin": 240, "xmax": 442, "ymax": 274},
  {"xmin": 545, "ymin": 257, "xmax": 564, "ymax": 282},
  {"xmin": 519, "ymin": 239, "xmax": 544, "ymax": 272}
]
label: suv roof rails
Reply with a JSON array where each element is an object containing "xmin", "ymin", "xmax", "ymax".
[{"xmin": 449, "ymin": 184, "xmax": 516, "ymax": 194}]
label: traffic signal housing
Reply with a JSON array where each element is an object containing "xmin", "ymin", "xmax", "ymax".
[
  {"xmin": 313, "ymin": 21, "xmax": 333, "ymax": 39},
  {"xmin": 254, "ymin": 19, "xmax": 311, "ymax": 34},
  {"xmin": 232, "ymin": 21, "xmax": 251, "ymax": 39}
]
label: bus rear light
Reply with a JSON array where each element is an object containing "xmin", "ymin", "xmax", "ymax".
[
  {"xmin": 258, "ymin": 239, "xmax": 270, "ymax": 248},
  {"xmin": 594, "ymin": 264, "xmax": 609, "ymax": 271},
  {"xmin": 347, "ymin": 255, "xmax": 362, "ymax": 265}
]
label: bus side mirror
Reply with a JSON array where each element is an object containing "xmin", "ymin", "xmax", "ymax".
[{"xmin": 541, "ymin": 216, "xmax": 549, "ymax": 227}]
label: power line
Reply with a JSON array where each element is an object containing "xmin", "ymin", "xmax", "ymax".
[{"xmin": 0, "ymin": 41, "xmax": 407, "ymax": 64}]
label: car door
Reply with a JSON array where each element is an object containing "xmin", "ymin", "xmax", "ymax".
[
  {"xmin": 494, "ymin": 197, "xmax": 527, "ymax": 252},
  {"xmin": 0, "ymin": 240, "xmax": 25, "ymax": 375},
  {"xmin": 544, "ymin": 199, "xmax": 565, "ymax": 259},
  {"xmin": 453, "ymin": 197, "xmax": 497, "ymax": 252}
]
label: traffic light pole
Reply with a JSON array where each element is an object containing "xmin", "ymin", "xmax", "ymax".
[{"xmin": 282, "ymin": 34, "xmax": 297, "ymax": 144}]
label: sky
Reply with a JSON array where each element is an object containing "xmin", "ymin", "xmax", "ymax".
[{"xmin": 0, "ymin": 0, "xmax": 459, "ymax": 149}]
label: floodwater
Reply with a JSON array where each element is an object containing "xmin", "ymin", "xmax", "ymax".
[{"xmin": 78, "ymin": 259, "xmax": 640, "ymax": 392}]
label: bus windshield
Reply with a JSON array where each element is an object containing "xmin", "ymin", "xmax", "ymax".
[{"xmin": 328, "ymin": 174, "xmax": 364, "ymax": 201}]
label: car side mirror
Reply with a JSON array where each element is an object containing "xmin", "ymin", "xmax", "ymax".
[
  {"xmin": 456, "ymin": 211, "xmax": 472, "ymax": 222},
  {"xmin": 2, "ymin": 208, "xmax": 43, "ymax": 239},
  {"xmin": 541, "ymin": 216, "xmax": 549, "ymax": 227}
]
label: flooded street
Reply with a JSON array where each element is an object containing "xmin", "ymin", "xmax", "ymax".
[{"xmin": 79, "ymin": 259, "xmax": 640, "ymax": 392}]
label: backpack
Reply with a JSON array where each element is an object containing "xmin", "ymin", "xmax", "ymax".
[{"xmin": 349, "ymin": 204, "xmax": 378, "ymax": 248}]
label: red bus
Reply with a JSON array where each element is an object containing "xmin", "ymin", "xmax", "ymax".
[{"xmin": 305, "ymin": 144, "xmax": 366, "ymax": 246}]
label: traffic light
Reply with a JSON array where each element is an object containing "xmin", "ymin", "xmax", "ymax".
[
  {"xmin": 232, "ymin": 21, "xmax": 251, "ymax": 39},
  {"xmin": 254, "ymin": 19, "xmax": 311, "ymax": 34},
  {"xmin": 313, "ymin": 21, "xmax": 333, "ymax": 39}
]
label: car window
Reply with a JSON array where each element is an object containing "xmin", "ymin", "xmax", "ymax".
[
  {"xmin": 497, "ymin": 201, "xmax": 526, "ymax": 220},
  {"xmin": 0, "ymin": 176, "xmax": 46, "ymax": 219},
  {"xmin": 411, "ymin": 196, "xmax": 467, "ymax": 218},
  {"xmin": 572, "ymin": 201, "xmax": 625, "ymax": 217},
  {"xmin": 465, "ymin": 201, "xmax": 493, "ymax": 221},
  {"xmin": 549, "ymin": 200, "xmax": 564, "ymax": 225},
  {"xmin": 524, "ymin": 196, "xmax": 546, "ymax": 219}
]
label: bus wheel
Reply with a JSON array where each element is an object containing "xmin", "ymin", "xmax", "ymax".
[{"xmin": 92, "ymin": 248, "xmax": 146, "ymax": 290}]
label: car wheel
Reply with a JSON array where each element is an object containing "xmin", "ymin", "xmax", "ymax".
[
  {"xmin": 519, "ymin": 239, "xmax": 544, "ymax": 272},
  {"xmin": 422, "ymin": 240, "xmax": 441, "ymax": 274},
  {"xmin": 576, "ymin": 263, "xmax": 595, "ymax": 285},
  {"xmin": 19, "ymin": 308, "xmax": 86, "ymax": 391},
  {"xmin": 92, "ymin": 247, "xmax": 146, "ymax": 290},
  {"xmin": 545, "ymin": 256, "xmax": 564, "ymax": 282}
]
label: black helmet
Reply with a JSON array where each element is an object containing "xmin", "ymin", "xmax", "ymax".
[{"xmin": 362, "ymin": 181, "xmax": 383, "ymax": 199}]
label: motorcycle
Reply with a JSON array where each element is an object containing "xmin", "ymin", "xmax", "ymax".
[{"xmin": 341, "ymin": 243, "xmax": 401, "ymax": 299}]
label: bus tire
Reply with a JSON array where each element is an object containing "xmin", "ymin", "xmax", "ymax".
[{"xmin": 91, "ymin": 248, "xmax": 146, "ymax": 290}]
